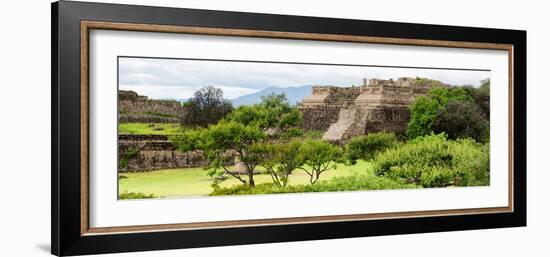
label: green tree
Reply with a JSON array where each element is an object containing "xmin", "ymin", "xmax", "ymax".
[
  {"xmin": 345, "ymin": 132, "xmax": 397, "ymax": 164},
  {"xmin": 203, "ymin": 121, "xmax": 265, "ymax": 187},
  {"xmin": 406, "ymin": 87, "xmax": 473, "ymax": 139},
  {"xmin": 432, "ymin": 100, "xmax": 489, "ymax": 142},
  {"xmin": 252, "ymin": 139, "xmax": 305, "ymax": 187},
  {"xmin": 273, "ymin": 139, "xmax": 304, "ymax": 181},
  {"xmin": 226, "ymin": 93, "xmax": 302, "ymax": 138},
  {"xmin": 297, "ymin": 140, "xmax": 344, "ymax": 185},
  {"xmin": 181, "ymin": 86, "xmax": 233, "ymax": 127},
  {"xmin": 172, "ymin": 121, "xmax": 265, "ymax": 187},
  {"xmin": 170, "ymin": 129, "xmax": 202, "ymax": 152},
  {"xmin": 174, "ymin": 93, "xmax": 304, "ymax": 188},
  {"xmin": 463, "ymin": 79, "xmax": 490, "ymax": 120},
  {"xmin": 247, "ymin": 142, "xmax": 279, "ymax": 186}
]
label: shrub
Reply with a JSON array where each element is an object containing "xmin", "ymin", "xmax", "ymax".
[
  {"xmin": 210, "ymin": 174, "xmax": 417, "ymax": 196},
  {"xmin": 407, "ymin": 83, "xmax": 490, "ymax": 142},
  {"xmin": 373, "ymin": 133, "xmax": 489, "ymax": 187},
  {"xmin": 463, "ymin": 79, "xmax": 490, "ymax": 119},
  {"xmin": 406, "ymin": 87, "xmax": 474, "ymax": 139},
  {"xmin": 432, "ymin": 100, "xmax": 489, "ymax": 143},
  {"xmin": 302, "ymin": 175, "xmax": 417, "ymax": 192},
  {"xmin": 277, "ymin": 129, "xmax": 323, "ymax": 140},
  {"xmin": 225, "ymin": 93, "xmax": 302, "ymax": 138},
  {"xmin": 119, "ymin": 191, "xmax": 156, "ymax": 199},
  {"xmin": 170, "ymin": 129, "xmax": 202, "ymax": 152},
  {"xmin": 345, "ymin": 132, "xmax": 397, "ymax": 164}
]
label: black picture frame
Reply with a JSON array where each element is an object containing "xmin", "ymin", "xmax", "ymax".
[{"xmin": 51, "ymin": 1, "xmax": 526, "ymax": 256}]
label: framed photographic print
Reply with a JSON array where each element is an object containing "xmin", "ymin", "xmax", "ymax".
[{"xmin": 51, "ymin": 1, "xmax": 526, "ymax": 256}]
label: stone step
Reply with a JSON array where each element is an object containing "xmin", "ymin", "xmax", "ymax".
[{"xmin": 322, "ymin": 108, "xmax": 357, "ymax": 141}]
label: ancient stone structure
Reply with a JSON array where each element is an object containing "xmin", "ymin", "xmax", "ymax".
[
  {"xmin": 298, "ymin": 77, "xmax": 449, "ymax": 142},
  {"xmin": 118, "ymin": 134, "xmax": 207, "ymax": 172},
  {"xmin": 298, "ymin": 86, "xmax": 362, "ymax": 131},
  {"xmin": 118, "ymin": 90, "xmax": 185, "ymax": 123}
]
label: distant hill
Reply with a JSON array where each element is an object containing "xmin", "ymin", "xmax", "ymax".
[{"xmin": 231, "ymin": 85, "xmax": 313, "ymax": 107}]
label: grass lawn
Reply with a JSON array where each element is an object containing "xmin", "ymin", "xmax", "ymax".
[
  {"xmin": 119, "ymin": 161, "xmax": 373, "ymax": 198},
  {"xmin": 118, "ymin": 122, "xmax": 184, "ymax": 135}
]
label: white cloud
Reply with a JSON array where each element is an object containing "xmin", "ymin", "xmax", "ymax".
[
  {"xmin": 119, "ymin": 57, "xmax": 490, "ymax": 100},
  {"xmin": 119, "ymin": 84, "xmax": 260, "ymax": 100}
]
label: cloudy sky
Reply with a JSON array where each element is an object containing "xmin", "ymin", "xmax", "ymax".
[{"xmin": 119, "ymin": 57, "xmax": 490, "ymax": 100}]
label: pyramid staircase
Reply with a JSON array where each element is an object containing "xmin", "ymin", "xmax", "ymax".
[{"xmin": 322, "ymin": 107, "xmax": 368, "ymax": 142}]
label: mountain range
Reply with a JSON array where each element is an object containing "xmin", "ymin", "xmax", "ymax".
[{"xmin": 231, "ymin": 85, "xmax": 313, "ymax": 107}]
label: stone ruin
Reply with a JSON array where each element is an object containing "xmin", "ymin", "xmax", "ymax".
[
  {"xmin": 118, "ymin": 134, "xmax": 208, "ymax": 172},
  {"xmin": 118, "ymin": 90, "xmax": 185, "ymax": 123},
  {"xmin": 297, "ymin": 77, "xmax": 449, "ymax": 142},
  {"xmin": 118, "ymin": 90, "xmax": 189, "ymax": 171}
]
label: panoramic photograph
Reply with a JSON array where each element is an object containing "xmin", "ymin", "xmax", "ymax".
[{"xmin": 117, "ymin": 57, "xmax": 491, "ymax": 199}]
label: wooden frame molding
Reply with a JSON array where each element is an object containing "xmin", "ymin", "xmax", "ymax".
[{"xmin": 79, "ymin": 20, "xmax": 515, "ymax": 236}]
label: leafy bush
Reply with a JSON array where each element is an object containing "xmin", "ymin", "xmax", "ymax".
[
  {"xmin": 210, "ymin": 174, "xmax": 416, "ymax": 196},
  {"xmin": 407, "ymin": 83, "xmax": 490, "ymax": 143},
  {"xmin": 303, "ymin": 130, "xmax": 323, "ymax": 140},
  {"xmin": 373, "ymin": 133, "xmax": 489, "ymax": 187},
  {"xmin": 170, "ymin": 129, "xmax": 202, "ymax": 152},
  {"xmin": 277, "ymin": 129, "xmax": 323, "ymax": 141},
  {"xmin": 406, "ymin": 87, "xmax": 473, "ymax": 139},
  {"xmin": 463, "ymin": 79, "xmax": 490, "ymax": 119},
  {"xmin": 345, "ymin": 132, "xmax": 397, "ymax": 164},
  {"xmin": 432, "ymin": 100, "xmax": 489, "ymax": 142},
  {"xmin": 301, "ymin": 174, "xmax": 417, "ymax": 192},
  {"xmin": 225, "ymin": 93, "xmax": 302, "ymax": 138},
  {"xmin": 119, "ymin": 191, "xmax": 156, "ymax": 199}
]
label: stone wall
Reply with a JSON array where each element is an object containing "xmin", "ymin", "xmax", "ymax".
[
  {"xmin": 298, "ymin": 106, "xmax": 342, "ymax": 131},
  {"xmin": 118, "ymin": 134, "xmax": 207, "ymax": 172},
  {"xmin": 118, "ymin": 90, "xmax": 185, "ymax": 123},
  {"xmin": 361, "ymin": 107, "xmax": 411, "ymax": 134}
]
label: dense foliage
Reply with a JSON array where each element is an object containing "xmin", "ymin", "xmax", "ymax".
[
  {"xmin": 181, "ymin": 86, "xmax": 233, "ymax": 127},
  {"xmin": 225, "ymin": 94, "xmax": 302, "ymax": 138},
  {"xmin": 407, "ymin": 81, "xmax": 490, "ymax": 142},
  {"xmin": 432, "ymin": 100, "xmax": 489, "ymax": 142},
  {"xmin": 345, "ymin": 132, "xmax": 397, "ymax": 164},
  {"xmin": 463, "ymin": 79, "xmax": 490, "ymax": 119},
  {"xmin": 406, "ymin": 87, "xmax": 473, "ymax": 139},
  {"xmin": 119, "ymin": 191, "xmax": 156, "ymax": 199},
  {"xmin": 210, "ymin": 174, "xmax": 417, "ymax": 196},
  {"xmin": 373, "ymin": 133, "xmax": 489, "ymax": 187}
]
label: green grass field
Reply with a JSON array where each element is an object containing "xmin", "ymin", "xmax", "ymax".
[
  {"xmin": 119, "ymin": 161, "xmax": 373, "ymax": 198},
  {"xmin": 118, "ymin": 122, "xmax": 184, "ymax": 135}
]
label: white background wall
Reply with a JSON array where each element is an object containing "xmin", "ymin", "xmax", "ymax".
[{"xmin": 0, "ymin": 0, "xmax": 547, "ymax": 256}]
